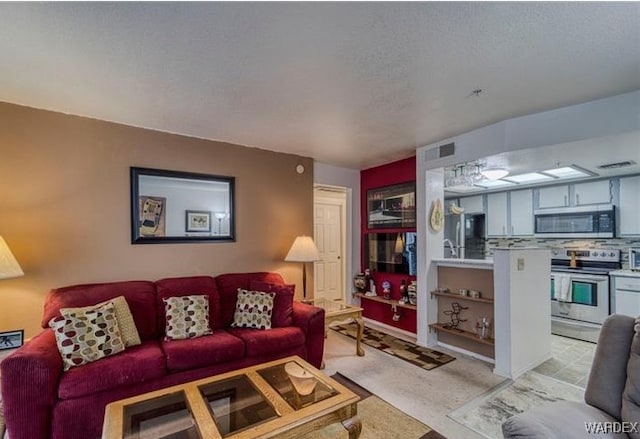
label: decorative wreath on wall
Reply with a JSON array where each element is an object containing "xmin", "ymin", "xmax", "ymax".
[{"xmin": 429, "ymin": 198, "xmax": 443, "ymax": 232}]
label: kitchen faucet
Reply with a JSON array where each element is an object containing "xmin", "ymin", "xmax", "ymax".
[{"xmin": 444, "ymin": 239, "xmax": 457, "ymax": 257}]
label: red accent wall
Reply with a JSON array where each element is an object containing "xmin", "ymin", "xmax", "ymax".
[{"xmin": 360, "ymin": 156, "xmax": 417, "ymax": 333}]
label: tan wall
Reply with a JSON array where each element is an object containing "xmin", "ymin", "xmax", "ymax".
[{"xmin": 0, "ymin": 102, "xmax": 314, "ymax": 338}]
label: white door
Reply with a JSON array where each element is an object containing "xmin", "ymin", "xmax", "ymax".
[
  {"xmin": 509, "ymin": 189, "xmax": 533, "ymax": 236},
  {"xmin": 620, "ymin": 176, "xmax": 640, "ymax": 235},
  {"xmin": 573, "ymin": 180, "xmax": 611, "ymax": 206},
  {"xmin": 487, "ymin": 192, "xmax": 508, "ymax": 236},
  {"xmin": 314, "ymin": 200, "xmax": 343, "ymax": 301},
  {"xmin": 460, "ymin": 195, "xmax": 484, "ymax": 214},
  {"xmin": 538, "ymin": 185, "xmax": 569, "ymax": 208}
]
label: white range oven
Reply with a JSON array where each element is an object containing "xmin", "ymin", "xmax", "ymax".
[{"xmin": 550, "ymin": 248, "xmax": 621, "ymax": 343}]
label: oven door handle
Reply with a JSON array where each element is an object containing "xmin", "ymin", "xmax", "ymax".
[{"xmin": 569, "ymin": 276, "xmax": 607, "ymax": 283}]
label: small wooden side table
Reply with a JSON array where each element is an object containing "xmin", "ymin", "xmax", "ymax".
[{"xmin": 307, "ymin": 298, "xmax": 365, "ymax": 358}]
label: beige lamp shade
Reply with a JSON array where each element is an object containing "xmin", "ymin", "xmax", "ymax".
[
  {"xmin": 285, "ymin": 236, "xmax": 321, "ymax": 262},
  {"xmin": 0, "ymin": 236, "xmax": 24, "ymax": 280},
  {"xmin": 285, "ymin": 236, "xmax": 320, "ymax": 300}
]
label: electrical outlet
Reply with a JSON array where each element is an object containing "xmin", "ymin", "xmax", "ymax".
[{"xmin": 517, "ymin": 258, "xmax": 525, "ymax": 271}]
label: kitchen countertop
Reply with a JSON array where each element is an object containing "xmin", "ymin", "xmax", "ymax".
[
  {"xmin": 431, "ymin": 258, "xmax": 494, "ymax": 270},
  {"xmin": 610, "ymin": 270, "xmax": 640, "ymax": 278}
]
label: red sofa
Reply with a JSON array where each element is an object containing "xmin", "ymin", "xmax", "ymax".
[{"xmin": 0, "ymin": 272, "xmax": 325, "ymax": 439}]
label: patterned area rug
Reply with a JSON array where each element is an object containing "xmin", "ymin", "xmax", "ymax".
[
  {"xmin": 448, "ymin": 371, "xmax": 584, "ymax": 439},
  {"xmin": 300, "ymin": 373, "xmax": 447, "ymax": 439},
  {"xmin": 330, "ymin": 324, "xmax": 455, "ymax": 371}
]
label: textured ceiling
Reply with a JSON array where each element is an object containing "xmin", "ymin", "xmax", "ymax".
[{"xmin": 0, "ymin": 2, "xmax": 638, "ymax": 169}]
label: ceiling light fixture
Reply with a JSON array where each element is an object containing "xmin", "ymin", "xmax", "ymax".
[
  {"xmin": 541, "ymin": 165, "xmax": 595, "ymax": 179},
  {"xmin": 503, "ymin": 172, "xmax": 555, "ymax": 184},
  {"xmin": 480, "ymin": 168, "xmax": 509, "ymax": 180},
  {"xmin": 474, "ymin": 180, "xmax": 516, "ymax": 189}
]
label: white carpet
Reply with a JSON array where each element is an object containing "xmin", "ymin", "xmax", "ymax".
[{"xmin": 448, "ymin": 370, "xmax": 585, "ymax": 439}]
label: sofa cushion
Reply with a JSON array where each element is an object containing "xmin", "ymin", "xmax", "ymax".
[
  {"xmin": 249, "ymin": 281, "xmax": 295, "ymax": 327},
  {"xmin": 58, "ymin": 340, "xmax": 165, "ymax": 400},
  {"xmin": 227, "ymin": 326, "xmax": 305, "ymax": 358},
  {"xmin": 61, "ymin": 295, "xmax": 141, "ymax": 348},
  {"xmin": 502, "ymin": 401, "xmax": 622, "ymax": 439},
  {"xmin": 585, "ymin": 314, "xmax": 636, "ymax": 420},
  {"xmin": 231, "ymin": 289, "xmax": 275, "ymax": 330},
  {"xmin": 215, "ymin": 272, "xmax": 285, "ymax": 327},
  {"xmin": 156, "ymin": 276, "xmax": 222, "ymax": 330},
  {"xmin": 42, "ymin": 280, "xmax": 158, "ymax": 341},
  {"xmin": 163, "ymin": 295, "xmax": 213, "ymax": 340},
  {"xmin": 49, "ymin": 302, "xmax": 125, "ymax": 371},
  {"xmin": 162, "ymin": 330, "xmax": 245, "ymax": 372},
  {"xmin": 621, "ymin": 317, "xmax": 640, "ymax": 439}
]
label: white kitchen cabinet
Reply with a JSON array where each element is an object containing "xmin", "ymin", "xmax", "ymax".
[
  {"xmin": 620, "ymin": 176, "xmax": 640, "ymax": 235},
  {"xmin": 573, "ymin": 180, "xmax": 611, "ymax": 206},
  {"xmin": 487, "ymin": 192, "xmax": 508, "ymax": 236},
  {"xmin": 460, "ymin": 195, "xmax": 484, "ymax": 213},
  {"xmin": 612, "ymin": 273, "xmax": 640, "ymax": 317},
  {"xmin": 538, "ymin": 185, "xmax": 569, "ymax": 208},
  {"xmin": 509, "ymin": 189, "xmax": 534, "ymax": 236}
]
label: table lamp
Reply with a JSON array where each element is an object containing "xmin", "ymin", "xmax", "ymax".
[
  {"xmin": 0, "ymin": 236, "xmax": 24, "ymax": 280},
  {"xmin": 285, "ymin": 236, "xmax": 320, "ymax": 301}
]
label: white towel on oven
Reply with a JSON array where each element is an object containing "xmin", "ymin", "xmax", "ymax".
[{"xmin": 554, "ymin": 274, "xmax": 572, "ymax": 302}]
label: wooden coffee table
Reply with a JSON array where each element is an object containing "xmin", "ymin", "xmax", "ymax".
[
  {"xmin": 102, "ymin": 356, "xmax": 361, "ymax": 439},
  {"xmin": 309, "ymin": 298, "xmax": 365, "ymax": 358}
]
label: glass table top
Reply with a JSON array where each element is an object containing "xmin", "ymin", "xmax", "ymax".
[
  {"xmin": 310, "ymin": 298, "xmax": 356, "ymax": 314},
  {"xmin": 118, "ymin": 360, "xmax": 338, "ymax": 439},
  {"xmin": 199, "ymin": 375, "xmax": 278, "ymax": 437},
  {"xmin": 122, "ymin": 390, "xmax": 198, "ymax": 439},
  {"xmin": 257, "ymin": 361, "xmax": 337, "ymax": 410}
]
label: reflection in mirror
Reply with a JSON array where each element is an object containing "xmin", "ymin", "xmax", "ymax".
[
  {"xmin": 131, "ymin": 167, "xmax": 235, "ymax": 243},
  {"xmin": 365, "ymin": 232, "xmax": 417, "ymax": 275}
]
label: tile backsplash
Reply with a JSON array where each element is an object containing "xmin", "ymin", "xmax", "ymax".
[{"xmin": 485, "ymin": 237, "xmax": 640, "ymax": 269}]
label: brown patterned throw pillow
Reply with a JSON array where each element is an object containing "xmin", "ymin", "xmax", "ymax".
[
  {"xmin": 231, "ymin": 289, "xmax": 275, "ymax": 330},
  {"xmin": 163, "ymin": 295, "xmax": 213, "ymax": 341},
  {"xmin": 61, "ymin": 296, "xmax": 141, "ymax": 348},
  {"xmin": 49, "ymin": 302, "xmax": 125, "ymax": 371}
]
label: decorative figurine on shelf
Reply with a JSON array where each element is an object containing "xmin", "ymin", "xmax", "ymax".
[
  {"xmin": 443, "ymin": 302, "xmax": 469, "ymax": 330},
  {"xmin": 364, "ymin": 268, "xmax": 377, "ymax": 296},
  {"xmin": 407, "ymin": 280, "xmax": 417, "ymax": 305},
  {"xmin": 381, "ymin": 280, "xmax": 392, "ymax": 300},
  {"xmin": 475, "ymin": 317, "xmax": 491, "ymax": 339},
  {"xmin": 399, "ymin": 279, "xmax": 409, "ymax": 304},
  {"xmin": 353, "ymin": 273, "xmax": 367, "ymax": 294}
]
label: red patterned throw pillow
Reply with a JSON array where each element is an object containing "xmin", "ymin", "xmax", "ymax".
[
  {"xmin": 49, "ymin": 301, "xmax": 125, "ymax": 371},
  {"xmin": 231, "ymin": 289, "xmax": 275, "ymax": 330},
  {"xmin": 163, "ymin": 295, "xmax": 213, "ymax": 341}
]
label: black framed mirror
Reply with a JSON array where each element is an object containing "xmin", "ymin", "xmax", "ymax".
[{"xmin": 130, "ymin": 167, "xmax": 235, "ymax": 244}]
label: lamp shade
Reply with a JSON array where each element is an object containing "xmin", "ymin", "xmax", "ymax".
[
  {"xmin": 285, "ymin": 236, "xmax": 321, "ymax": 262},
  {"xmin": 0, "ymin": 236, "xmax": 24, "ymax": 280}
]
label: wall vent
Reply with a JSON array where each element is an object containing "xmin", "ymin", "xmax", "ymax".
[
  {"xmin": 424, "ymin": 142, "xmax": 455, "ymax": 161},
  {"xmin": 597, "ymin": 160, "xmax": 636, "ymax": 170}
]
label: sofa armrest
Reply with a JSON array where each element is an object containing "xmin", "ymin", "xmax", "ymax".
[
  {"xmin": 291, "ymin": 302, "xmax": 325, "ymax": 369},
  {"xmin": 1, "ymin": 330, "xmax": 63, "ymax": 439},
  {"xmin": 502, "ymin": 400, "xmax": 622, "ymax": 439}
]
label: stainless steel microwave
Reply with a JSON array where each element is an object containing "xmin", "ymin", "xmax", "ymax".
[{"xmin": 534, "ymin": 205, "xmax": 615, "ymax": 238}]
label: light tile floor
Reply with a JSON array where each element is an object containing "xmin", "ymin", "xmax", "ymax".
[
  {"xmin": 323, "ymin": 323, "xmax": 597, "ymax": 439},
  {"xmin": 533, "ymin": 334, "xmax": 596, "ymax": 387}
]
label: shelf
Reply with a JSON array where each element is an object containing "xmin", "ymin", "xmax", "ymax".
[
  {"xmin": 355, "ymin": 293, "xmax": 417, "ymax": 310},
  {"xmin": 429, "ymin": 323, "xmax": 494, "ymax": 346},
  {"xmin": 430, "ymin": 290, "xmax": 494, "ymax": 304}
]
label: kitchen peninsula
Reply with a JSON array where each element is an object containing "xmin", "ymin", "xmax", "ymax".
[{"xmin": 428, "ymin": 248, "xmax": 551, "ymax": 379}]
